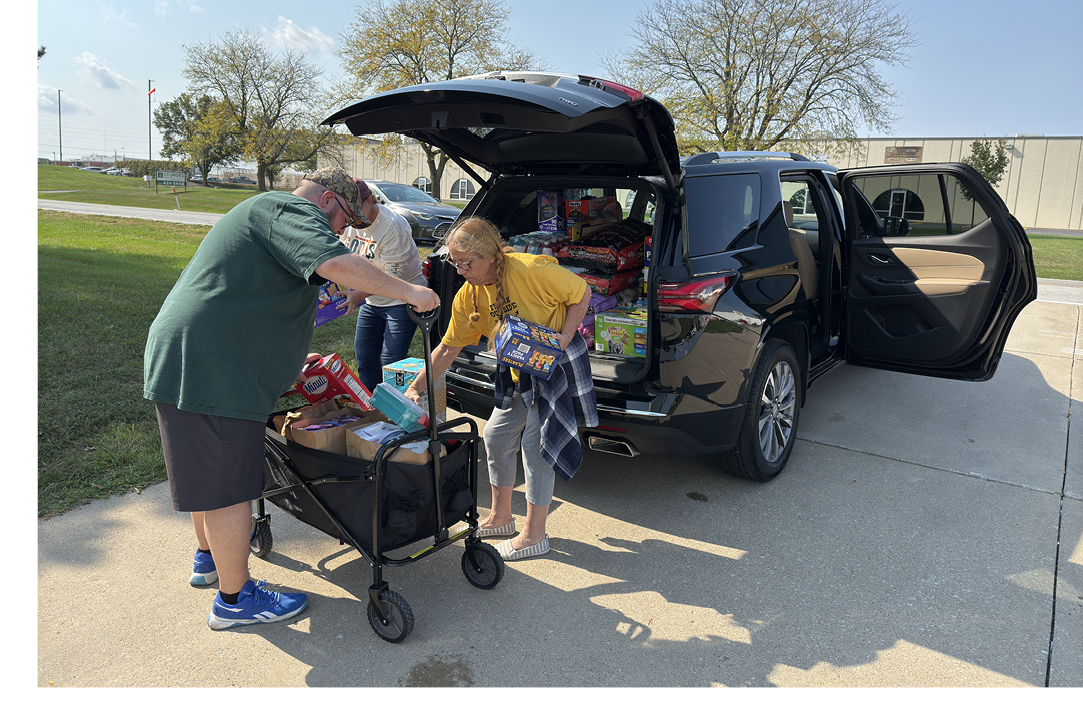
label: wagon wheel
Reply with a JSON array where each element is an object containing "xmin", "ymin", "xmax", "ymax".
[
  {"xmin": 367, "ymin": 589, "xmax": 414, "ymax": 643},
  {"xmin": 461, "ymin": 542, "xmax": 505, "ymax": 590}
]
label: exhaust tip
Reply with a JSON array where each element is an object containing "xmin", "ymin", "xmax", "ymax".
[{"xmin": 586, "ymin": 435, "xmax": 640, "ymax": 458}]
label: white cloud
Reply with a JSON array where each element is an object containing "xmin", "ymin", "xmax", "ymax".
[
  {"xmin": 74, "ymin": 52, "xmax": 136, "ymax": 91},
  {"xmin": 38, "ymin": 85, "xmax": 96, "ymax": 115},
  {"xmin": 156, "ymin": 0, "xmax": 203, "ymax": 17},
  {"xmin": 99, "ymin": 2, "xmax": 136, "ymax": 27},
  {"xmin": 264, "ymin": 16, "xmax": 336, "ymax": 56}
]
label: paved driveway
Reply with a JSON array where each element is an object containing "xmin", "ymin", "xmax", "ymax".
[{"xmin": 36, "ymin": 283, "xmax": 1082, "ymax": 688}]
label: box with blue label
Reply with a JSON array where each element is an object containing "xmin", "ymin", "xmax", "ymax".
[
  {"xmin": 314, "ymin": 281, "xmax": 350, "ymax": 327},
  {"xmin": 537, "ymin": 190, "xmax": 566, "ymax": 234},
  {"xmin": 382, "ymin": 358, "xmax": 446, "ymax": 425},
  {"xmin": 595, "ymin": 308, "xmax": 648, "ymax": 357},
  {"xmin": 370, "ymin": 383, "xmax": 430, "ymax": 433},
  {"xmin": 495, "ymin": 315, "xmax": 564, "ymax": 380}
]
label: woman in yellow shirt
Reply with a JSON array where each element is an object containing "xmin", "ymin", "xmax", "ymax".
[{"xmin": 405, "ymin": 217, "xmax": 597, "ymax": 560}]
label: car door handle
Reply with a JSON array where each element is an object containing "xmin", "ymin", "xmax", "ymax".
[{"xmin": 868, "ymin": 253, "xmax": 895, "ymax": 265}]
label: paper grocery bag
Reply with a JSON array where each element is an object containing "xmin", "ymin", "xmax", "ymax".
[
  {"xmin": 279, "ymin": 399, "xmax": 345, "ymax": 439},
  {"xmin": 346, "ymin": 426, "xmax": 446, "ymax": 466},
  {"xmin": 290, "ymin": 409, "xmax": 387, "ymax": 455}
]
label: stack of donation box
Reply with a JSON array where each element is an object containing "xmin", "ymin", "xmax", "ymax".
[{"xmin": 275, "ymin": 396, "xmax": 445, "ymax": 467}]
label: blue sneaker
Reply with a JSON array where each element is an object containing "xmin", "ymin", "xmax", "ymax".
[
  {"xmin": 206, "ymin": 580, "xmax": 309, "ymax": 631},
  {"xmin": 190, "ymin": 549, "xmax": 218, "ymax": 586}
]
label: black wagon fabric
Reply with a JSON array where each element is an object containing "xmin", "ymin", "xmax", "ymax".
[{"xmin": 262, "ymin": 426, "xmax": 471, "ymax": 553}]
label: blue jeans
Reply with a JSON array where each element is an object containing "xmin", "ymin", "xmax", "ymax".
[{"xmin": 353, "ymin": 303, "xmax": 417, "ymax": 391}]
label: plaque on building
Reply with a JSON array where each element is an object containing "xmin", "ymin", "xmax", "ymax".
[{"xmin": 885, "ymin": 146, "xmax": 923, "ymax": 164}]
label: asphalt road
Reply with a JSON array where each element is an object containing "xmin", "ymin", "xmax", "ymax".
[{"xmin": 35, "ymin": 200, "xmax": 1083, "ymax": 693}]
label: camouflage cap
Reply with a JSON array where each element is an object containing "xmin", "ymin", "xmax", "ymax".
[{"xmin": 306, "ymin": 166, "xmax": 371, "ymax": 226}]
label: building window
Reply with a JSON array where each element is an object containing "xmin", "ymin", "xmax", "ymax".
[
  {"xmin": 449, "ymin": 178, "xmax": 475, "ymax": 201},
  {"xmin": 412, "ymin": 176, "xmax": 432, "ymax": 196}
]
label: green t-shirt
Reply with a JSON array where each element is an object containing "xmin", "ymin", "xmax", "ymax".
[{"xmin": 143, "ymin": 192, "xmax": 351, "ymax": 421}]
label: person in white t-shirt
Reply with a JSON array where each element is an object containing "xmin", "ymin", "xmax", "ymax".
[{"xmin": 342, "ymin": 179, "xmax": 426, "ymax": 390}]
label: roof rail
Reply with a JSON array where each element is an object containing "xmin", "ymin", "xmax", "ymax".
[{"xmin": 684, "ymin": 151, "xmax": 810, "ymax": 165}]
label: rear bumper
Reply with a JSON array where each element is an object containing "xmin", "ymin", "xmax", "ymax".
[{"xmin": 444, "ymin": 369, "xmax": 745, "ymax": 457}]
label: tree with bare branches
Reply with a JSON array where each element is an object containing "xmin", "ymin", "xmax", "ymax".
[
  {"xmin": 601, "ymin": 0, "xmax": 919, "ymax": 155},
  {"xmin": 182, "ymin": 28, "xmax": 339, "ymax": 191},
  {"xmin": 336, "ymin": 0, "xmax": 542, "ymax": 198}
]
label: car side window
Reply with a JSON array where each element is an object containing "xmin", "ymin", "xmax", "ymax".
[
  {"xmin": 683, "ymin": 173, "xmax": 761, "ymax": 256},
  {"xmin": 941, "ymin": 175, "xmax": 990, "ymax": 233},
  {"xmin": 849, "ymin": 172, "xmax": 991, "ymax": 237}
]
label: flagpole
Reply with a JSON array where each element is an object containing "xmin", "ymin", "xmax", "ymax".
[{"xmin": 148, "ymin": 80, "xmax": 155, "ymax": 161}]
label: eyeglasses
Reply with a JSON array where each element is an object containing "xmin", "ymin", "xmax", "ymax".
[
  {"xmin": 450, "ymin": 255, "xmax": 480, "ymax": 271},
  {"xmin": 334, "ymin": 195, "xmax": 371, "ymax": 229}
]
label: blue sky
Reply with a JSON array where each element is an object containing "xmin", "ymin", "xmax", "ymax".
[{"xmin": 29, "ymin": 0, "xmax": 1083, "ymax": 163}]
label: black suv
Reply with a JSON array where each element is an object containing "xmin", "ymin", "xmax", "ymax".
[{"xmin": 323, "ymin": 72, "xmax": 1036, "ymax": 481}]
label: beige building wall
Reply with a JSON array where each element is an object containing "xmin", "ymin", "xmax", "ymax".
[
  {"xmin": 322, "ymin": 135, "xmax": 1083, "ymax": 231},
  {"xmin": 814, "ymin": 136, "xmax": 1083, "ymax": 231}
]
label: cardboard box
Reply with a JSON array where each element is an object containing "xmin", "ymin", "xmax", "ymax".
[
  {"xmin": 494, "ymin": 315, "xmax": 564, "ymax": 380},
  {"xmin": 293, "ymin": 353, "xmax": 375, "ymax": 410},
  {"xmin": 537, "ymin": 190, "xmax": 566, "ymax": 234},
  {"xmin": 595, "ymin": 308, "xmax": 648, "ymax": 357},
  {"xmin": 382, "ymin": 358, "xmax": 446, "ymax": 425},
  {"xmin": 565, "ymin": 196, "xmax": 620, "ymax": 235},
  {"xmin": 314, "ymin": 281, "xmax": 350, "ymax": 327},
  {"xmin": 370, "ymin": 383, "xmax": 430, "ymax": 433}
]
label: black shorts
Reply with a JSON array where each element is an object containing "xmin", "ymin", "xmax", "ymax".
[{"xmin": 154, "ymin": 403, "xmax": 266, "ymax": 512}]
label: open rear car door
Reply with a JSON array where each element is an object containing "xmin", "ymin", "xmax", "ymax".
[
  {"xmin": 837, "ymin": 163, "xmax": 1037, "ymax": 381},
  {"xmin": 321, "ymin": 72, "xmax": 680, "ymax": 189}
]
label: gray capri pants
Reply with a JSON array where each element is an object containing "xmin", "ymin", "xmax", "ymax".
[{"xmin": 482, "ymin": 390, "xmax": 555, "ymax": 506}]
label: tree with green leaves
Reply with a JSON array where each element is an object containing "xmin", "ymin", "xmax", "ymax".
[
  {"xmin": 336, "ymin": 0, "xmax": 541, "ymax": 198},
  {"xmin": 154, "ymin": 93, "xmax": 240, "ymax": 183},
  {"xmin": 961, "ymin": 138, "xmax": 1010, "ymax": 200},
  {"xmin": 601, "ymin": 0, "xmax": 919, "ymax": 155},
  {"xmin": 181, "ymin": 28, "xmax": 339, "ymax": 191}
]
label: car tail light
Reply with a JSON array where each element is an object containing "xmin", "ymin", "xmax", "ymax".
[
  {"xmin": 421, "ymin": 257, "xmax": 431, "ymax": 282},
  {"xmin": 578, "ymin": 76, "xmax": 645, "ymax": 102},
  {"xmin": 657, "ymin": 273, "xmax": 738, "ymax": 313}
]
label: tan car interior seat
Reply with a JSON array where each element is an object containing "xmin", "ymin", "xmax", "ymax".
[{"xmin": 784, "ymin": 200, "xmax": 818, "ymax": 301}]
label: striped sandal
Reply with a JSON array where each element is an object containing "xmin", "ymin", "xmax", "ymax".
[{"xmin": 495, "ymin": 535, "xmax": 550, "ymax": 561}]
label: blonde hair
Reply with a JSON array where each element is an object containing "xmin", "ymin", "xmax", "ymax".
[{"xmin": 444, "ymin": 217, "xmax": 513, "ymax": 329}]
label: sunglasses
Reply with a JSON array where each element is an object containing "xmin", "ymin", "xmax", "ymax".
[{"xmin": 334, "ymin": 194, "xmax": 371, "ymax": 229}]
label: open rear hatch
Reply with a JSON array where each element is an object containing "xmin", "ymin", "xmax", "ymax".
[{"xmin": 322, "ymin": 72, "xmax": 680, "ymax": 186}]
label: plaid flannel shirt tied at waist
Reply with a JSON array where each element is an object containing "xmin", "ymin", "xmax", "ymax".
[{"xmin": 493, "ymin": 331, "xmax": 598, "ymax": 482}]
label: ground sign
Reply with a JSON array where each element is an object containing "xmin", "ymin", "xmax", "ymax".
[{"xmin": 155, "ymin": 170, "xmax": 186, "ymax": 193}]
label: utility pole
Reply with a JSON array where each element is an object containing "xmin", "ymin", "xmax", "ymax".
[
  {"xmin": 148, "ymin": 80, "xmax": 155, "ymax": 161},
  {"xmin": 58, "ymin": 89, "xmax": 63, "ymax": 164}
]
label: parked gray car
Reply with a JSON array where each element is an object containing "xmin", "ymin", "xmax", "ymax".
[{"xmin": 364, "ymin": 180, "xmax": 461, "ymax": 244}]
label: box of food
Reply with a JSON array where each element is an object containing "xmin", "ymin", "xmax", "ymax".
[
  {"xmin": 537, "ymin": 190, "xmax": 566, "ymax": 234},
  {"xmin": 595, "ymin": 308, "xmax": 648, "ymax": 357},
  {"xmin": 565, "ymin": 196, "xmax": 620, "ymax": 227},
  {"xmin": 370, "ymin": 383, "xmax": 430, "ymax": 433},
  {"xmin": 494, "ymin": 315, "xmax": 564, "ymax": 380},
  {"xmin": 293, "ymin": 353, "xmax": 375, "ymax": 410},
  {"xmin": 382, "ymin": 358, "xmax": 446, "ymax": 425},
  {"xmin": 314, "ymin": 281, "xmax": 350, "ymax": 327}
]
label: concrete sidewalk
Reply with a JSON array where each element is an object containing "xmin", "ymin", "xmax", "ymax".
[{"xmin": 37, "ymin": 291, "xmax": 1082, "ymax": 688}]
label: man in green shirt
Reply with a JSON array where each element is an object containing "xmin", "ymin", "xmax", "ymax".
[{"xmin": 144, "ymin": 167, "xmax": 438, "ymax": 630}]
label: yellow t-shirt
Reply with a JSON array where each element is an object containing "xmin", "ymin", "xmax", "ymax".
[{"xmin": 442, "ymin": 253, "xmax": 588, "ymax": 349}]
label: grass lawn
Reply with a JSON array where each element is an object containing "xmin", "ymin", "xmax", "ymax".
[
  {"xmin": 1027, "ymin": 235, "xmax": 1083, "ymax": 282},
  {"xmin": 38, "ymin": 210, "xmax": 429, "ymax": 517},
  {"xmin": 39, "ymin": 164, "xmax": 262, "ymax": 214}
]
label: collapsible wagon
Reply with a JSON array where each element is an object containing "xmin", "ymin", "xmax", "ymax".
[{"xmin": 251, "ymin": 308, "xmax": 505, "ymax": 643}]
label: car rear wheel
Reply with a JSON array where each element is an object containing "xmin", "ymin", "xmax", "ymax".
[{"xmin": 718, "ymin": 339, "xmax": 800, "ymax": 482}]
